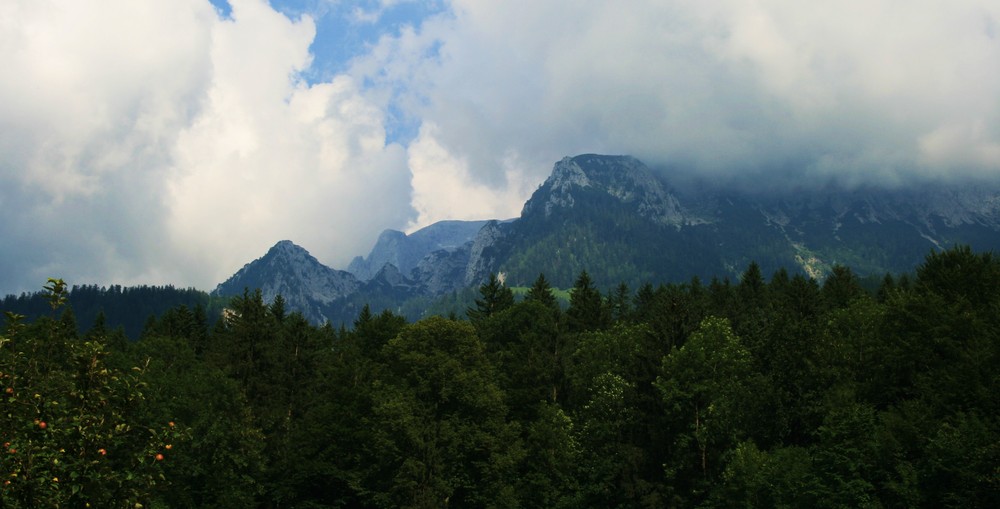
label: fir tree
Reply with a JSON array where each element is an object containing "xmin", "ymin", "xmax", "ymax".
[
  {"xmin": 467, "ymin": 273, "xmax": 515, "ymax": 323},
  {"xmin": 566, "ymin": 270, "xmax": 608, "ymax": 332},
  {"xmin": 525, "ymin": 273, "xmax": 558, "ymax": 310}
]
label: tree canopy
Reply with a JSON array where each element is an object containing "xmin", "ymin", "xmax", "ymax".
[{"xmin": 2, "ymin": 247, "xmax": 997, "ymax": 507}]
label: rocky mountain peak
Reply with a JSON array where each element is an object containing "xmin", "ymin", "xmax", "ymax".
[
  {"xmin": 524, "ymin": 154, "xmax": 690, "ymax": 226},
  {"xmin": 267, "ymin": 239, "xmax": 313, "ymax": 261},
  {"xmin": 214, "ymin": 240, "xmax": 359, "ymax": 324}
]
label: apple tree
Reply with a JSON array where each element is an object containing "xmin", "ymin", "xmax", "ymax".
[{"xmin": 1, "ymin": 279, "xmax": 186, "ymax": 508}]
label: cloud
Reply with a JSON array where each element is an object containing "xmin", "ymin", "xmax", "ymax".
[
  {"xmin": 355, "ymin": 0, "xmax": 1000, "ymax": 215},
  {"xmin": 0, "ymin": 0, "xmax": 412, "ymax": 293},
  {"xmin": 3, "ymin": 0, "xmax": 999, "ymax": 294},
  {"xmin": 167, "ymin": 0, "xmax": 413, "ymax": 287},
  {"xmin": 350, "ymin": 0, "xmax": 420, "ymax": 24},
  {"xmin": 0, "ymin": 0, "xmax": 216, "ymax": 293},
  {"xmin": 405, "ymin": 123, "xmax": 531, "ymax": 229}
]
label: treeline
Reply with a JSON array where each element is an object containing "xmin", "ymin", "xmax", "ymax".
[
  {"xmin": 0, "ymin": 284, "xmax": 223, "ymax": 339},
  {"xmin": 2, "ymin": 247, "xmax": 998, "ymax": 507}
]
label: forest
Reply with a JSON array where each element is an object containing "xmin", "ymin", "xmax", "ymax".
[{"xmin": 1, "ymin": 246, "xmax": 998, "ymax": 508}]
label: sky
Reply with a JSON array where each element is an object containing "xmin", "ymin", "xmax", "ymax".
[{"xmin": 1, "ymin": 0, "xmax": 999, "ymax": 294}]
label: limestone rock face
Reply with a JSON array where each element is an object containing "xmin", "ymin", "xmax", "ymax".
[
  {"xmin": 348, "ymin": 220, "xmax": 489, "ymax": 281},
  {"xmin": 523, "ymin": 154, "xmax": 690, "ymax": 226},
  {"xmin": 412, "ymin": 244, "xmax": 472, "ymax": 296},
  {"xmin": 464, "ymin": 220, "xmax": 511, "ymax": 287}
]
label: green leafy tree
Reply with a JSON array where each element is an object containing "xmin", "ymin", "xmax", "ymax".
[
  {"xmin": 574, "ymin": 372, "xmax": 643, "ymax": 507},
  {"xmin": 206, "ymin": 289, "xmax": 328, "ymax": 506},
  {"xmin": 285, "ymin": 307, "xmax": 400, "ymax": 507},
  {"xmin": 0, "ymin": 279, "xmax": 185, "ymax": 508},
  {"xmin": 656, "ymin": 316, "xmax": 755, "ymax": 502},
  {"xmin": 369, "ymin": 317, "xmax": 519, "ymax": 508},
  {"xmin": 516, "ymin": 401, "xmax": 580, "ymax": 508},
  {"xmin": 479, "ymin": 301, "xmax": 568, "ymax": 414},
  {"xmin": 129, "ymin": 334, "xmax": 264, "ymax": 508}
]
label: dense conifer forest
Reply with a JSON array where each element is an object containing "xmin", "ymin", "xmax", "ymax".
[
  {"xmin": 0, "ymin": 284, "xmax": 222, "ymax": 340},
  {"xmin": 1, "ymin": 246, "xmax": 998, "ymax": 508}
]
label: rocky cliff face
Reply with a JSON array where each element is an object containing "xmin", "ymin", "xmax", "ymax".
[
  {"xmin": 348, "ymin": 220, "xmax": 489, "ymax": 280},
  {"xmin": 720, "ymin": 184, "xmax": 1000, "ymax": 276},
  {"xmin": 463, "ymin": 220, "xmax": 511, "ymax": 287},
  {"xmin": 494, "ymin": 154, "xmax": 1000, "ymax": 287},
  {"xmin": 523, "ymin": 154, "xmax": 690, "ymax": 226},
  {"xmin": 412, "ymin": 244, "xmax": 472, "ymax": 295},
  {"xmin": 347, "ymin": 230, "xmax": 408, "ymax": 281}
]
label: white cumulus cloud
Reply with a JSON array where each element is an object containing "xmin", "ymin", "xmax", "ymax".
[
  {"xmin": 0, "ymin": 0, "xmax": 413, "ymax": 293},
  {"xmin": 167, "ymin": 0, "xmax": 412, "ymax": 287}
]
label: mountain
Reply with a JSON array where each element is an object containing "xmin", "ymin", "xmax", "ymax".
[
  {"xmin": 212, "ymin": 240, "xmax": 360, "ymax": 324},
  {"xmin": 480, "ymin": 154, "xmax": 1000, "ymax": 288},
  {"xmin": 479, "ymin": 155, "xmax": 720, "ymax": 288},
  {"xmin": 740, "ymin": 185, "xmax": 1000, "ymax": 278},
  {"xmin": 522, "ymin": 155, "xmax": 690, "ymax": 226},
  {"xmin": 347, "ymin": 220, "xmax": 490, "ymax": 280},
  {"xmin": 215, "ymin": 154, "xmax": 1000, "ymax": 323}
]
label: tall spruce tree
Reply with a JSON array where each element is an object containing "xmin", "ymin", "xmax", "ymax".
[
  {"xmin": 566, "ymin": 271, "xmax": 608, "ymax": 332},
  {"xmin": 467, "ymin": 273, "xmax": 515, "ymax": 323},
  {"xmin": 525, "ymin": 273, "xmax": 558, "ymax": 310}
]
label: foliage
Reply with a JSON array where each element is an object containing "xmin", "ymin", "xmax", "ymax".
[
  {"xmin": 0, "ymin": 283, "xmax": 220, "ymax": 340},
  {"xmin": 466, "ymin": 273, "xmax": 515, "ymax": 323},
  {"xmin": 0, "ymin": 279, "xmax": 186, "ymax": 508},
  {"xmin": 2, "ymin": 245, "xmax": 997, "ymax": 507}
]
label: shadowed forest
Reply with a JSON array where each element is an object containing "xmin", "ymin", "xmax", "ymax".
[{"xmin": 1, "ymin": 246, "xmax": 998, "ymax": 508}]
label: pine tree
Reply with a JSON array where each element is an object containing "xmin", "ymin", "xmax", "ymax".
[
  {"xmin": 270, "ymin": 294, "xmax": 287, "ymax": 323},
  {"xmin": 566, "ymin": 271, "xmax": 608, "ymax": 332},
  {"xmin": 821, "ymin": 265, "xmax": 866, "ymax": 309},
  {"xmin": 738, "ymin": 261, "xmax": 767, "ymax": 304},
  {"xmin": 525, "ymin": 273, "xmax": 558, "ymax": 310},
  {"xmin": 467, "ymin": 273, "xmax": 515, "ymax": 323},
  {"xmin": 608, "ymin": 282, "xmax": 632, "ymax": 323}
]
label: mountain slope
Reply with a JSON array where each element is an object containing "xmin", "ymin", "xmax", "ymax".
[{"xmin": 484, "ymin": 155, "xmax": 750, "ymax": 288}]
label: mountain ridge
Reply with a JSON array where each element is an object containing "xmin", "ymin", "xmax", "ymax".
[
  {"xmin": 347, "ymin": 219, "xmax": 491, "ymax": 280},
  {"xmin": 212, "ymin": 154, "xmax": 1000, "ymax": 323}
]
